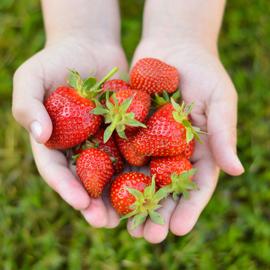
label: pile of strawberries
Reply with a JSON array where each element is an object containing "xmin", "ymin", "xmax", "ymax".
[{"xmin": 44, "ymin": 58, "xmax": 201, "ymax": 229}]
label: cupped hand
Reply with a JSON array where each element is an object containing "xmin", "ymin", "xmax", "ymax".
[
  {"xmin": 127, "ymin": 38, "xmax": 244, "ymax": 243},
  {"xmin": 12, "ymin": 36, "xmax": 128, "ymax": 228}
]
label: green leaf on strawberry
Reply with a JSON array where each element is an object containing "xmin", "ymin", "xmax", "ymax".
[
  {"xmin": 169, "ymin": 168, "xmax": 198, "ymax": 200},
  {"xmin": 171, "ymin": 98, "xmax": 203, "ymax": 143},
  {"xmin": 153, "ymin": 90, "xmax": 181, "ymax": 107},
  {"xmin": 67, "ymin": 67, "xmax": 119, "ymax": 100},
  {"xmin": 92, "ymin": 93, "xmax": 147, "ymax": 143},
  {"xmin": 121, "ymin": 175, "xmax": 170, "ymax": 229}
]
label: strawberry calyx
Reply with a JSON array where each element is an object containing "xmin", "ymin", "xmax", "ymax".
[
  {"xmin": 121, "ymin": 175, "xmax": 170, "ymax": 229},
  {"xmin": 153, "ymin": 90, "xmax": 181, "ymax": 107},
  {"xmin": 171, "ymin": 98, "xmax": 203, "ymax": 143},
  {"xmin": 71, "ymin": 153, "xmax": 80, "ymax": 164},
  {"xmin": 73, "ymin": 138, "xmax": 118, "ymax": 165},
  {"xmin": 169, "ymin": 168, "xmax": 198, "ymax": 200},
  {"xmin": 67, "ymin": 67, "xmax": 118, "ymax": 100},
  {"xmin": 71, "ymin": 139, "xmax": 98, "ymax": 162},
  {"xmin": 92, "ymin": 93, "xmax": 146, "ymax": 143}
]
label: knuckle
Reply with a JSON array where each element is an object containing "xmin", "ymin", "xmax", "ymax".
[{"xmin": 13, "ymin": 63, "xmax": 29, "ymax": 83}]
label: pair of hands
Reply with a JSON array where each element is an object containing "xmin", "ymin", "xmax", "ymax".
[{"xmin": 12, "ymin": 33, "xmax": 244, "ymax": 243}]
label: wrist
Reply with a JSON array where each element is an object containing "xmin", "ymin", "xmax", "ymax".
[
  {"xmin": 42, "ymin": 0, "xmax": 121, "ymax": 47},
  {"xmin": 142, "ymin": 0, "xmax": 224, "ymax": 56},
  {"xmin": 45, "ymin": 30, "xmax": 121, "ymax": 48},
  {"xmin": 140, "ymin": 32, "xmax": 219, "ymax": 56}
]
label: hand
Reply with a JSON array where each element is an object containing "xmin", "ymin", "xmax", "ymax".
[
  {"xmin": 12, "ymin": 36, "xmax": 128, "ymax": 228},
  {"xmin": 126, "ymin": 38, "xmax": 244, "ymax": 243}
]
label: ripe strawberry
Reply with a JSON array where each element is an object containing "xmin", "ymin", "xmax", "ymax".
[
  {"xmin": 133, "ymin": 99, "xmax": 201, "ymax": 156},
  {"xmin": 110, "ymin": 172, "xmax": 169, "ymax": 229},
  {"xmin": 88, "ymin": 129, "xmax": 124, "ymax": 173},
  {"xmin": 45, "ymin": 87, "xmax": 101, "ymax": 149},
  {"xmin": 93, "ymin": 89, "xmax": 151, "ymax": 142},
  {"xmin": 130, "ymin": 57, "xmax": 179, "ymax": 95},
  {"xmin": 102, "ymin": 79, "xmax": 131, "ymax": 93},
  {"xmin": 150, "ymin": 155, "xmax": 197, "ymax": 199},
  {"xmin": 76, "ymin": 148, "xmax": 114, "ymax": 198},
  {"xmin": 45, "ymin": 68, "xmax": 118, "ymax": 149},
  {"xmin": 115, "ymin": 131, "xmax": 149, "ymax": 167},
  {"xmin": 150, "ymin": 155, "xmax": 192, "ymax": 187},
  {"xmin": 185, "ymin": 139, "xmax": 195, "ymax": 159}
]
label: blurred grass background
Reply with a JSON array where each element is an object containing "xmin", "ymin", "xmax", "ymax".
[{"xmin": 0, "ymin": 0, "xmax": 270, "ymax": 269}]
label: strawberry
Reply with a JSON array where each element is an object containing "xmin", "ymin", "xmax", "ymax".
[
  {"xmin": 133, "ymin": 99, "xmax": 201, "ymax": 157},
  {"xmin": 130, "ymin": 58, "xmax": 179, "ymax": 95},
  {"xmin": 92, "ymin": 89, "xmax": 151, "ymax": 142},
  {"xmin": 83, "ymin": 129, "xmax": 124, "ymax": 174},
  {"xmin": 76, "ymin": 148, "xmax": 114, "ymax": 198},
  {"xmin": 102, "ymin": 79, "xmax": 131, "ymax": 93},
  {"xmin": 110, "ymin": 172, "xmax": 169, "ymax": 229},
  {"xmin": 150, "ymin": 155, "xmax": 197, "ymax": 199},
  {"xmin": 45, "ymin": 87, "xmax": 101, "ymax": 149},
  {"xmin": 185, "ymin": 139, "xmax": 195, "ymax": 159},
  {"xmin": 45, "ymin": 68, "xmax": 118, "ymax": 149},
  {"xmin": 115, "ymin": 131, "xmax": 149, "ymax": 167}
]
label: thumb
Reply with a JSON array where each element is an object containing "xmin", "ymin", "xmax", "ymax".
[
  {"xmin": 207, "ymin": 84, "xmax": 244, "ymax": 176},
  {"xmin": 12, "ymin": 56, "xmax": 52, "ymax": 143}
]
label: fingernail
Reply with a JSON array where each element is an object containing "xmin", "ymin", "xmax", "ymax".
[
  {"xmin": 234, "ymin": 154, "xmax": 245, "ymax": 174},
  {"xmin": 30, "ymin": 121, "xmax": 42, "ymax": 141}
]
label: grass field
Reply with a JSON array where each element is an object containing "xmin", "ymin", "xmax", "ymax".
[{"xmin": 1, "ymin": 0, "xmax": 270, "ymax": 269}]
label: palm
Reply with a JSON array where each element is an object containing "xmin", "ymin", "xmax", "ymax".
[
  {"xmin": 30, "ymin": 38, "xmax": 128, "ymax": 228},
  {"xmin": 125, "ymin": 40, "xmax": 243, "ymax": 243}
]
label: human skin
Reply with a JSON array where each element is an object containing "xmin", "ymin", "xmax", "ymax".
[
  {"xmin": 12, "ymin": 0, "xmax": 128, "ymax": 228},
  {"xmin": 126, "ymin": 0, "xmax": 244, "ymax": 243}
]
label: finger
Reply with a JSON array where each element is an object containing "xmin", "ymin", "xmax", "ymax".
[
  {"xmin": 207, "ymin": 85, "xmax": 244, "ymax": 176},
  {"xmin": 143, "ymin": 197, "xmax": 177, "ymax": 244},
  {"xmin": 31, "ymin": 136, "xmax": 90, "ymax": 210},
  {"xmin": 127, "ymin": 219, "xmax": 144, "ymax": 238},
  {"xmin": 105, "ymin": 204, "xmax": 120, "ymax": 229},
  {"xmin": 103, "ymin": 189, "xmax": 120, "ymax": 229},
  {"xmin": 13, "ymin": 57, "xmax": 52, "ymax": 143},
  {"xmin": 81, "ymin": 198, "xmax": 108, "ymax": 228},
  {"xmin": 170, "ymin": 155, "xmax": 219, "ymax": 236}
]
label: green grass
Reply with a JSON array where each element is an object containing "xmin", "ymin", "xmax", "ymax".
[{"xmin": 1, "ymin": 0, "xmax": 270, "ymax": 269}]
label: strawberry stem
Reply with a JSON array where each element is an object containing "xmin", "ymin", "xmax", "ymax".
[
  {"xmin": 67, "ymin": 67, "xmax": 119, "ymax": 100},
  {"xmin": 91, "ymin": 67, "xmax": 119, "ymax": 91}
]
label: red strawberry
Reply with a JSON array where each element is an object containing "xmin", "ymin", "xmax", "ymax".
[
  {"xmin": 45, "ymin": 87, "xmax": 101, "ymax": 149},
  {"xmin": 130, "ymin": 58, "xmax": 179, "ymax": 95},
  {"xmin": 93, "ymin": 89, "xmax": 151, "ymax": 142},
  {"xmin": 76, "ymin": 148, "xmax": 114, "ymax": 198},
  {"xmin": 150, "ymin": 155, "xmax": 192, "ymax": 187},
  {"xmin": 110, "ymin": 172, "xmax": 169, "ymax": 229},
  {"xmin": 133, "ymin": 99, "xmax": 201, "ymax": 156},
  {"xmin": 150, "ymin": 155, "xmax": 197, "ymax": 199},
  {"xmin": 115, "ymin": 131, "xmax": 149, "ymax": 167},
  {"xmin": 45, "ymin": 68, "xmax": 118, "ymax": 149},
  {"xmin": 185, "ymin": 139, "xmax": 195, "ymax": 159},
  {"xmin": 89, "ymin": 129, "xmax": 124, "ymax": 173},
  {"xmin": 102, "ymin": 79, "xmax": 131, "ymax": 93}
]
